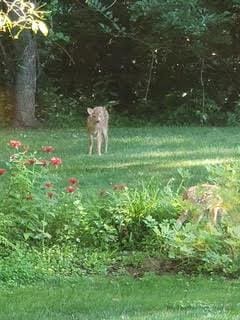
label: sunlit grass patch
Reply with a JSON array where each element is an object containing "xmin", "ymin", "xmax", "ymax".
[{"xmin": 0, "ymin": 126, "xmax": 240, "ymax": 197}]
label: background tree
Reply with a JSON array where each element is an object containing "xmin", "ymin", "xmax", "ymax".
[
  {"xmin": 2, "ymin": 0, "xmax": 240, "ymax": 126},
  {"xmin": 0, "ymin": 0, "xmax": 47, "ymax": 127},
  {"xmin": 84, "ymin": 0, "xmax": 240, "ymax": 124}
]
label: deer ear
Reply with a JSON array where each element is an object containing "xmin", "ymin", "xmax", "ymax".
[{"xmin": 87, "ymin": 108, "xmax": 93, "ymax": 115}]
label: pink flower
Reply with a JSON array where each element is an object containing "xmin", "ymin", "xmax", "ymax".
[
  {"xmin": 0, "ymin": 168, "xmax": 6, "ymax": 175},
  {"xmin": 9, "ymin": 140, "xmax": 22, "ymax": 149},
  {"xmin": 66, "ymin": 186, "xmax": 75, "ymax": 193},
  {"xmin": 50, "ymin": 157, "xmax": 62, "ymax": 167},
  {"xmin": 68, "ymin": 177, "xmax": 78, "ymax": 185},
  {"xmin": 42, "ymin": 146, "xmax": 55, "ymax": 153}
]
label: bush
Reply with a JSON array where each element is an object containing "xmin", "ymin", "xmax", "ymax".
[
  {"xmin": 88, "ymin": 181, "xmax": 184, "ymax": 250},
  {"xmin": 37, "ymin": 87, "xmax": 88, "ymax": 127},
  {"xmin": 0, "ymin": 247, "xmax": 50, "ymax": 285},
  {"xmin": 0, "ymin": 245, "xmax": 119, "ymax": 285},
  {"xmin": 0, "ymin": 140, "xmax": 85, "ymax": 248},
  {"xmin": 162, "ymin": 90, "xmax": 224, "ymax": 126},
  {"xmin": 226, "ymin": 99, "xmax": 240, "ymax": 126},
  {"xmin": 145, "ymin": 219, "xmax": 240, "ymax": 276}
]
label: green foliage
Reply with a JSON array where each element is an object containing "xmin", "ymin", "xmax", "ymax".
[
  {"xmin": 2, "ymin": 130, "xmax": 240, "ymax": 283},
  {"xmin": 86, "ymin": 181, "xmax": 183, "ymax": 250},
  {"xmin": 3, "ymin": 0, "xmax": 240, "ymax": 125},
  {"xmin": 148, "ymin": 220, "xmax": 240, "ymax": 275},
  {"xmin": 37, "ymin": 87, "xmax": 117, "ymax": 127},
  {"xmin": 0, "ymin": 141, "xmax": 85, "ymax": 248},
  {"xmin": 0, "ymin": 1, "xmax": 48, "ymax": 38},
  {"xmin": 86, "ymin": 0, "xmax": 126, "ymax": 34},
  {"xmin": 0, "ymin": 245, "xmax": 118, "ymax": 285},
  {"xmin": 205, "ymin": 162, "xmax": 240, "ymax": 224},
  {"xmin": 162, "ymin": 91, "xmax": 223, "ymax": 125},
  {"xmin": 141, "ymin": 161, "xmax": 240, "ymax": 275},
  {"xmin": 0, "ymin": 247, "xmax": 48, "ymax": 285},
  {"xmin": 227, "ymin": 99, "xmax": 240, "ymax": 126},
  {"xmin": 37, "ymin": 87, "xmax": 85, "ymax": 127},
  {"xmin": 44, "ymin": 0, "xmax": 236, "ymax": 124},
  {"xmin": 130, "ymin": 0, "xmax": 222, "ymax": 35}
]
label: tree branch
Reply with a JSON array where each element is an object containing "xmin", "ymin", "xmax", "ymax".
[
  {"xmin": 55, "ymin": 42, "xmax": 75, "ymax": 65},
  {"xmin": 144, "ymin": 49, "xmax": 156, "ymax": 102}
]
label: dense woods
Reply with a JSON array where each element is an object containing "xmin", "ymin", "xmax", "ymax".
[{"xmin": 2, "ymin": 0, "xmax": 240, "ymax": 126}]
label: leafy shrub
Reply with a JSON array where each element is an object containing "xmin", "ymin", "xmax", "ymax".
[
  {"xmin": 0, "ymin": 245, "xmax": 118, "ymax": 285},
  {"xmin": 206, "ymin": 161, "xmax": 240, "ymax": 224},
  {"xmin": 162, "ymin": 90, "xmax": 224, "ymax": 126},
  {"xmin": 226, "ymin": 99, "xmax": 240, "ymax": 126},
  {"xmin": 146, "ymin": 220, "xmax": 240, "ymax": 276},
  {"xmin": 0, "ymin": 140, "xmax": 85, "ymax": 249},
  {"xmin": 90, "ymin": 181, "xmax": 184, "ymax": 250},
  {"xmin": 0, "ymin": 247, "xmax": 49, "ymax": 285},
  {"xmin": 37, "ymin": 87, "xmax": 118, "ymax": 128},
  {"xmin": 37, "ymin": 87, "xmax": 88, "ymax": 127}
]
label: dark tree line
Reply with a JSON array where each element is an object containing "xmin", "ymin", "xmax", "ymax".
[{"xmin": 1, "ymin": 0, "xmax": 240, "ymax": 126}]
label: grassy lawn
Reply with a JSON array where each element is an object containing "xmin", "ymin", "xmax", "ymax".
[
  {"xmin": 1, "ymin": 275, "xmax": 240, "ymax": 320},
  {"xmin": 0, "ymin": 126, "xmax": 240, "ymax": 198}
]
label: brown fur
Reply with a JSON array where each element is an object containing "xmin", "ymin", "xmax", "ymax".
[
  {"xmin": 112, "ymin": 183, "xmax": 128, "ymax": 191},
  {"xmin": 177, "ymin": 184, "xmax": 224, "ymax": 226},
  {"xmin": 87, "ymin": 106, "xmax": 109, "ymax": 155}
]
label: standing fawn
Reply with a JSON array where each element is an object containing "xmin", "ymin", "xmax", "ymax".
[{"xmin": 87, "ymin": 106, "xmax": 109, "ymax": 155}]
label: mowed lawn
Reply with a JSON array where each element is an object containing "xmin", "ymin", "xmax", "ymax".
[
  {"xmin": 0, "ymin": 126, "xmax": 240, "ymax": 198},
  {"xmin": 1, "ymin": 275, "xmax": 240, "ymax": 320}
]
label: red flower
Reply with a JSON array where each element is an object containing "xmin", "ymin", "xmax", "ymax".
[
  {"xmin": 9, "ymin": 140, "xmax": 22, "ymax": 149},
  {"xmin": 66, "ymin": 186, "xmax": 75, "ymax": 193},
  {"xmin": 50, "ymin": 157, "xmax": 62, "ymax": 167},
  {"xmin": 68, "ymin": 177, "xmax": 78, "ymax": 185},
  {"xmin": 42, "ymin": 146, "xmax": 55, "ymax": 153},
  {"xmin": 44, "ymin": 182, "xmax": 53, "ymax": 189},
  {"xmin": 0, "ymin": 168, "xmax": 6, "ymax": 175}
]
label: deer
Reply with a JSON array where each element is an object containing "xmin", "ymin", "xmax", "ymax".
[
  {"xmin": 177, "ymin": 184, "xmax": 225, "ymax": 226},
  {"xmin": 87, "ymin": 106, "xmax": 109, "ymax": 155}
]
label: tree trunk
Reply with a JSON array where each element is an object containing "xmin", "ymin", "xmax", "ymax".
[{"xmin": 14, "ymin": 31, "xmax": 39, "ymax": 127}]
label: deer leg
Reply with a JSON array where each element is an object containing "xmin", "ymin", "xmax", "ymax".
[
  {"xmin": 103, "ymin": 128, "xmax": 108, "ymax": 153},
  {"xmin": 88, "ymin": 135, "xmax": 94, "ymax": 155},
  {"xmin": 211, "ymin": 207, "xmax": 221, "ymax": 225},
  {"xmin": 176, "ymin": 210, "xmax": 189, "ymax": 226},
  {"xmin": 97, "ymin": 133, "xmax": 102, "ymax": 156}
]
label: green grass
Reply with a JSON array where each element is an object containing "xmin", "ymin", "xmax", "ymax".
[
  {"xmin": 1, "ymin": 275, "xmax": 240, "ymax": 319},
  {"xmin": 1, "ymin": 126, "xmax": 240, "ymax": 199}
]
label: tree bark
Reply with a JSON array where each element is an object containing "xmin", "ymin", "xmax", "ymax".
[{"xmin": 14, "ymin": 31, "xmax": 39, "ymax": 127}]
